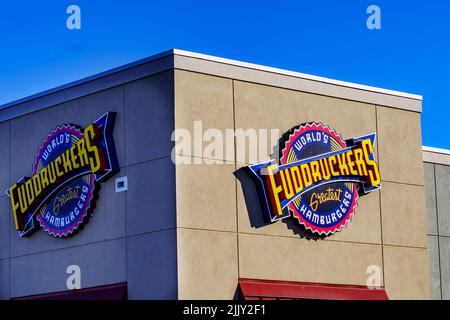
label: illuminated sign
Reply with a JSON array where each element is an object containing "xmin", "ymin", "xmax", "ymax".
[
  {"xmin": 6, "ymin": 112, "xmax": 119, "ymax": 238},
  {"xmin": 240, "ymin": 123, "xmax": 381, "ymax": 237}
]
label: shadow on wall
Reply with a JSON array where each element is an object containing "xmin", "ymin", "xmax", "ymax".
[{"xmin": 233, "ymin": 168, "xmax": 324, "ymax": 241}]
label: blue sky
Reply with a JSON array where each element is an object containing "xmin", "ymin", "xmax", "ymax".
[{"xmin": 0, "ymin": 1, "xmax": 448, "ymax": 148}]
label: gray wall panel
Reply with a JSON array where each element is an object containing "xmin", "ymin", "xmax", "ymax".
[
  {"xmin": 124, "ymin": 72, "xmax": 174, "ymax": 166},
  {"xmin": 0, "ymin": 121, "xmax": 9, "ymax": 193},
  {"xmin": 428, "ymin": 236, "xmax": 441, "ymax": 299},
  {"xmin": 126, "ymin": 157, "xmax": 176, "ymax": 236},
  {"xmin": 0, "ymin": 197, "xmax": 9, "ymax": 259},
  {"xmin": 425, "ymin": 162, "xmax": 450, "ymax": 300},
  {"xmin": 424, "ymin": 163, "xmax": 438, "ymax": 235},
  {"xmin": 10, "ymin": 238, "xmax": 126, "ymax": 298},
  {"xmin": 436, "ymin": 165, "xmax": 450, "ymax": 237},
  {"xmin": 0, "ymin": 259, "xmax": 9, "ymax": 299},
  {"xmin": 439, "ymin": 236, "xmax": 450, "ymax": 300},
  {"xmin": 127, "ymin": 230, "xmax": 177, "ymax": 299}
]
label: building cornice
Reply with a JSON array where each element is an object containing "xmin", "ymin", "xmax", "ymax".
[
  {"xmin": 423, "ymin": 146, "xmax": 450, "ymax": 166},
  {"xmin": 0, "ymin": 49, "xmax": 422, "ymax": 123}
]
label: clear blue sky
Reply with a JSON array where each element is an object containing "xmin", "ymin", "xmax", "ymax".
[{"xmin": 0, "ymin": 1, "xmax": 448, "ymax": 148}]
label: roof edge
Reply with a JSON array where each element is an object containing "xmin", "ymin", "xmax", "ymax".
[
  {"xmin": 1, "ymin": 48, "xmax": 423, "ymax": 112},
  {"xmin": 173, "ymin": 49, "xmax": 422, "ymax": 101},
  {"xmin": 0, "ymin": 49, "xmax": 423, "ymax": 122},
  {"xmin": 423, "ymin": 146, "xmax": 450, "ymax": 166},
  {"xmin": 423, "ymin": 146, "xmax": 450, "ymax": 155},
  {"xmin": 0, "ymin": 49, "xmax": 175, "ymax": 111}
]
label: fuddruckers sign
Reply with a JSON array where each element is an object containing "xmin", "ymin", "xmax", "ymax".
[
  {"xmin": 241, "ymin": 123, "xmax": 381, "ymax": 237},
  {"xmin": 6, "ymin": 112, "xmax": 119, "ymax": 238}
]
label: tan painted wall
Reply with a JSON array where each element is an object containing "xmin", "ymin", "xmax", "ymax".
[{"xmin": 174, "ymin": 69, "xmax": 430, "ymax": 300}]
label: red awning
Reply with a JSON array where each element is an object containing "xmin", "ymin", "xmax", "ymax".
[{"xmin": 239, "ymin": 278, "xmax": 388, "ymax": 300}]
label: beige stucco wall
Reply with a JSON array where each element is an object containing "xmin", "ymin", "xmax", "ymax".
[{"xmin": 174, "ymin": 69, "xmax": 430, "ymax": 300}]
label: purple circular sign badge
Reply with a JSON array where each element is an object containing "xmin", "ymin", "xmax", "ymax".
[
  {"xmin": 32, "ymin": 125, "xmax": 96, "ymax": 238},
  {"xmin": 279, "ymin": 123, "xmax": 359, "ymax": 236}
]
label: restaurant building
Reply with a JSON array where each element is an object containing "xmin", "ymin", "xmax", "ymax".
[{"xmin": 0, "ymin": 49, "xmax": 444, "ymax": 299}]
